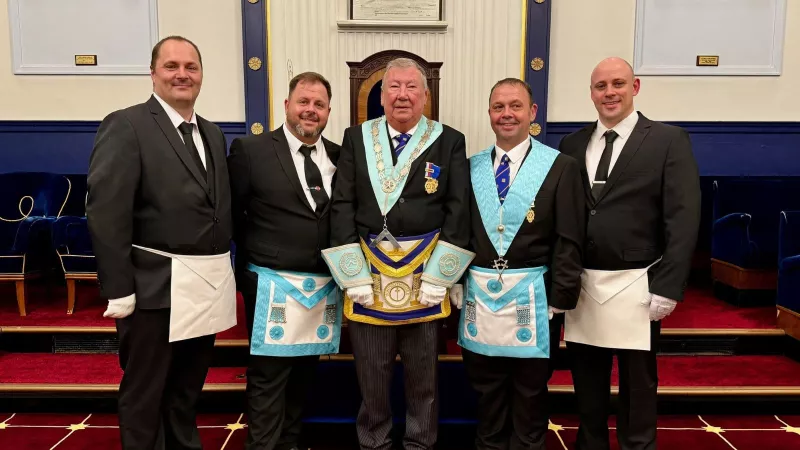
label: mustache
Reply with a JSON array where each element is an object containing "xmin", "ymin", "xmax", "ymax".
[{"xmin": 300, "ymin": 111, "xmax": 319, "ymax": 121}]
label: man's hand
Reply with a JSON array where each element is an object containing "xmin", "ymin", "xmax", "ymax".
[
  {"xmin": 419, "ymin": 282, "xmax": 447, "ymax": 307},
  {"xmin": 103, "ymin": 295, "xmax": 135, "ymax": 319}
]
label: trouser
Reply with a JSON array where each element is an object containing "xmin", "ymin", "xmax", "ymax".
[{"xmin": 116, "ymin": 308, "xmax": 215, "ymax": 450}]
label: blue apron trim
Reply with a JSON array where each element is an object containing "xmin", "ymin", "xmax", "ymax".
[
  {"xmin": 458, "ymin": 265, "xmax": 550, "ymax": 359},
  {"xmin": 248, "ymin": 265, "xmax": 342, "ymax": 357}
]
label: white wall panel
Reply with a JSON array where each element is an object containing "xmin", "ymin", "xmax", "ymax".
[{"xmin": 269, "ymin": 0, "xmax": 524, "ymax": 152}]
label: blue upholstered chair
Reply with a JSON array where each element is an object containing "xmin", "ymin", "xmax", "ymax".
[
  {"xmin": 52, "ymin": 213, "xmax": 96, "ymax": 314},
  {"xmin": 710, "ymin": 178, "xmax": 800, "ymax": 304},
  {"xmin": 777, "ymin": 211, "xmax": 800, "ymax": 331},
  {"xmin": 0, "ymin": 172, "xmax": 71, "ymax": 315}
]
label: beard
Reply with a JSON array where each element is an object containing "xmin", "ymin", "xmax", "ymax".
[{"xmin": 290, "ymin": 112, "xmax": 325, "ymax": 137}]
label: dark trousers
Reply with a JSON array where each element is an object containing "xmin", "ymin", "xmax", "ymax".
[
  {"xmin": 240, "ymin": 269, "xmax": 319, "ymax": 450},
  {"xmin": 462, "ymin": 350, "xmax": 551, "ymax": 450},
  {"xmin": 116, "ymin": 308, "xmax": 215, "ymax": 450},
  {"xmin": 568, "ymin": 321, "xmax": 661, "ymax": 450},
  {"xmin": 349, "ymin": 320, "xmax": 440, "ymax": 450},
  {"xmin": 245, "ymin": 355, "xmax": 319, "ymax": 450}
]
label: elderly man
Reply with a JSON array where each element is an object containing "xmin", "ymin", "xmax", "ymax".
[
  {"xmin": 87, "ymin": 36, "xmax": 236, "ymax": 449},
  {"xmin": 560, "ymin": 57, "xmax": 701, "ymax": 450},
  {"xmin": 322, "ymin": 58, "xmax": 473, "ymax": 449}
]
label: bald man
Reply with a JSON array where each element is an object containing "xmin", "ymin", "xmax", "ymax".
[{"xmin": 559, "ymin": 57, "xmax": 701, "ymax": 450}]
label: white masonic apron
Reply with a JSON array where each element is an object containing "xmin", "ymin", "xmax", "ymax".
[
  {"xmin": 248, "ymin": 264, "xmax": 342, "ymax": 357},
  {"xmin": 564, "ymin": 259, "xmax": 661, "ymax": 351},
  {"xmin": 133, "ymin": 245, "xmax": 237, "ymax": 342},
  {"xmin": 459, "ymin": 266, "xmax": 549, "ymax": 358}
]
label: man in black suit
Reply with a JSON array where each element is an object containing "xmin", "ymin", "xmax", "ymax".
[
  {"xmin": 322, "ymin": 58, "xmax": 473, "ymax": 449},
  {"xmin": 86, "ymin": 36, "xmax": 236, "ymax": 450},
  {"xmin": 559, "ymin": 57, "xmax": 701, "ymax": 450},
  {"xmin": 456, "ymin": 78, "xmax": 584, "ymax": 450},
  {"xmin": 228, "ymin": 72, "xmax": 342, "ymax": 450}
]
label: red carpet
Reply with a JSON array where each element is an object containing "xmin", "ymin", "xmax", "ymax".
[
  {"xmin": 0, "ymin": 413, "xmax": 798, "ymax": 449},
  {"xmin": 1, "ymin": 352, "xmax": 798, "ymax": 389},
  {"xmin": 1, "ymin": 284, "xmax": 777, "ymax": 333},
  {"xmin": 0, "ymin": 282, "xmax": 249, "ymax": 340}
]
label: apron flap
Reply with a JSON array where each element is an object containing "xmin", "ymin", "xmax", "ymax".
[
  {"xmin": 273, "ymin": 271, "xmax": 336, "ymax": 310},
  {"xmin": 174, "ymin": 253, "xmax": 232, "ymax": 290},
  {"xmin": 580, "ymin": 267, "xmax": 649, "ymax": 305}
]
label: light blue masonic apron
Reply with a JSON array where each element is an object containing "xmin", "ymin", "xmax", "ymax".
[
  {"xmin": 248, "ymin": 264, "xmax": 342, "ymax": 357},
  {"xmin": 458, "ymin": 137, "xmax": 559, "ymax": 358}
]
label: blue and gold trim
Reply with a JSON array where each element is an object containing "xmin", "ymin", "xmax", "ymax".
[
  {"xmin": 421, "ymin": 241, "xmax": 475, "ymax": 288},
  {"xmin": 321, "ymin": 243, "xmax": 372, "ymax": 289},
  {"xmin": 248, "ymin": 264, "xmax": 342, "ymax": 357},
  {"xmin": 345, "ymin": 230, "xmax": 451, "ymax": 326}
]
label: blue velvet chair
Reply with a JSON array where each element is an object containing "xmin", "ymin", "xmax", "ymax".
[
  {"xmin": 710, "ymin": 178, "xmax": 800, "ymax": 304},
  {"xmin": 0, "ymin": 172, "xmax": 71, "ymax": 315},
  {"xmin": 52, "ymin": 213, "xmax": 96, "ymax": 314},
  {"xmin": 777, "ymin": 211, "xmax": 800, "ymax": 337}
]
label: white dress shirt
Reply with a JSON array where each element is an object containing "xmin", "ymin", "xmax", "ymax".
[
  {"xmin": 493, "ymin": 138, "xmax": 531, "ymax": 186},
  {"xmin": 154, "ymin": 93, "xmax": 206, "ymax": 169},
  {"xmin": 586, "ymin": 110, "xmax": 639, "ymax": 186},
  {"xmin": 282, "ymin": 123, "xmax": 336, "ymax": 211}
]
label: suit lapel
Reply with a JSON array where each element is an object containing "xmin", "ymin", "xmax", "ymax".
[
  {"xmin": 273, "ymin": 128, "xmax": 315, "ymax": 216},
  {"xmin": 594, "ymin": 113, "xmax": 652, "ymax": 204},
  {"xmin": 147, "ymin": 96, "xmax": 208, "ymax": 191},
  {"xmin": 571, "ymin": 125, "xmax": 596, "ymax": 206},
  {"xmin": 197, "ymin": 117, "xmax": 219, "ymax": 205}
]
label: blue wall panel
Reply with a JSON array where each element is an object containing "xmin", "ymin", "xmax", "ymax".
[{"xmin": 0, "ymin": 121, "xmax": 247, "ymax": 174}]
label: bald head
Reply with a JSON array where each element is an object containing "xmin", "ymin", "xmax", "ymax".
[{"xmin": 589, "ymin": 57, "xmax": 640, "ymax": 128}]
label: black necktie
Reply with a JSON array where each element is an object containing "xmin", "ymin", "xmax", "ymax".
[
  {"xmin": 178, "ymin": 122, "xmax": 206, "ymax": 177},
  {"xmin": 592, "ymin": 129, "xmax": 618, "ymax": 200},
  {"xmin": 298, "ymin": 144, "xmax": 329, "ymax": 212}
]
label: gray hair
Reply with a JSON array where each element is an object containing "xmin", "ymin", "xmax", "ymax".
[{"xmin": 381, "ymin": 58, "xmax": 428, "ymax": 91}]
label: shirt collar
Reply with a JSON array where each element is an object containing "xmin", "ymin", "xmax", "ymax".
[
  {"xmin": 153, "ymin": 93, "xmax": 197, "ymax": 129},
  {"xmin": 495, "ymin": 138, "xmax": 531, "ymax": 165},
  {"xmin": 283, "ymin": 123, "xmax": 322, "ymax": 155},
  {"xmin": 593, "ymin": 109, "xmax": 639, "ymax": 142},
  {"xmin": 387, "ymin": 121, "xmax": 418, "ymax": 139}
]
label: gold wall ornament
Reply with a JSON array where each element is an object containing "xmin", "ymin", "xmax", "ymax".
[
  {"xmin": 530, "ymin": 57, "xmax": 544, "ymax": 71},
  {"xmin": 248, "ymin": 57, "xmax": 262, "ymax": 71},
  {"xmin": 535, "ymin": 0, "xmax": 545, "ymax": 3},
  {"xmin": 529, "ymin": 123, "xmax": 542, "ymax": 136},
  {"xmin": 247, "ymin": 0, "xmax": 259, "ymax": 3},
  {"xmin": 250, "ymin": 122, "xmax": 264, "ymax": 135}
]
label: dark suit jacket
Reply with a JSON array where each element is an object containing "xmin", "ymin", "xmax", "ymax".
[
  {"xmin": 469, "ymin": 149, "xmax": 585, "ymax": 310},
  {"xmin": 558, "ymin": 112, "xmax": 701, "ymax": 301},
  {"xmin": 227, "ymin": 126, "xmax": 341, "ymax": 276},
  {"xmin": 86, "ymin": 95, "xmax": 232, "ymax": 309},
  {"xmin": 330, "ymin": 122, "xmax": 470, "ymax": 249}
]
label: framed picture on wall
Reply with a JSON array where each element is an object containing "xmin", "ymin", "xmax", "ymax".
[{"xmin": 349, "ymin": 0, "xmax": 444, "ymax": 22}]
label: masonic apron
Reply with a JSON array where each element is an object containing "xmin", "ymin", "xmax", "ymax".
[
  {"xmin": 247, "ymin": 264, "xmax": 342, "ymax": 357},
  {"xmin": 459, "ymin": 137, "xmax": 558, "ymax": 358},
  {"xmin": 323, "ymin": 115, "xmax": 474, "ymax": 326},
  {"xmin": 564, "ymin": 258, "xmax": 661, "ymax": 351},
  {"xmin": 133, "ymin": 245, "xmax": 237, "ymax": 342}
]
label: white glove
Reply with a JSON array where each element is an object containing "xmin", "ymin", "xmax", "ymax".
[
  {"xmin": 103, "ymin": 295, "xmax": 135, "ymax": 319},
  {"xmin": 419, "ymin": 281, "xmax": 447, "ymax": 306},
  {"xmin": 346, "ymin": 285, "xmax": 374, "ymax": 307},
  {"xmin": 548, "ymin": 306, "xmax": 566, "ymax": 320},
  {"xmin": 449, "ymin": 284, "xmax": 463, "ymax": 309},
  {"xmin": 647, "ymin": 294, "xmax": 677, "ymax": 321}
]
